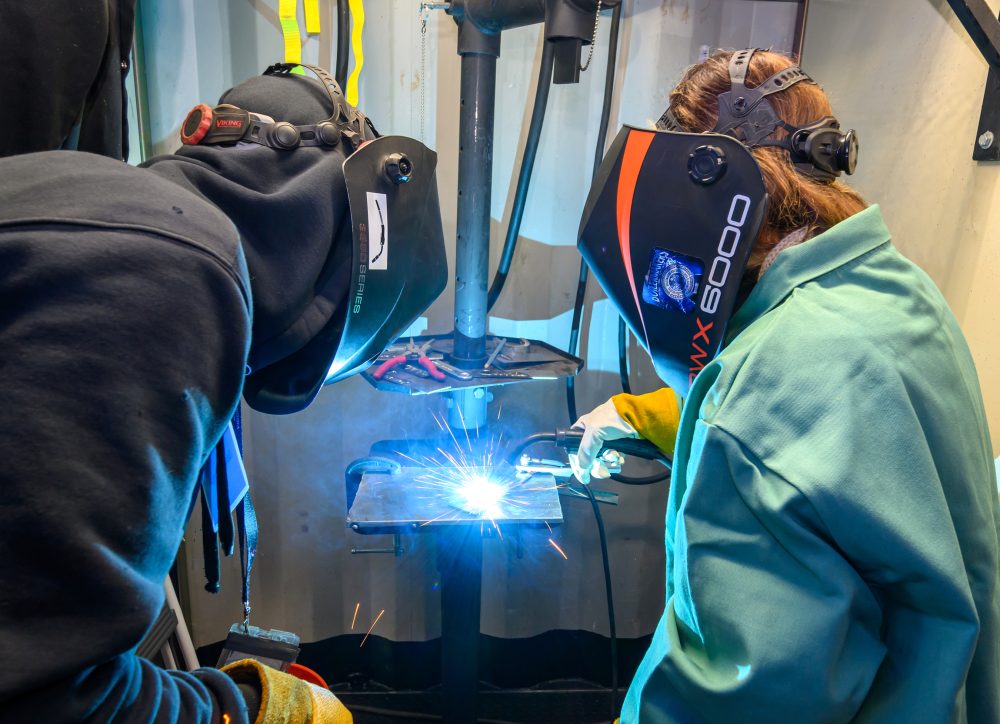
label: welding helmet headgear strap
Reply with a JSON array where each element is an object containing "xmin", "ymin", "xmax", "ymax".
[
  {"xmin": 655, "ymin": 106, "xmax": 684, "ymax": 132},
  {"xmin": 261, "ymin": 62, "xmax": 379, "ymax": 147},
  {"xmin": 713, "ymin": 49, "xmax": 814, "ymax": 145},
  {"xmin": 180, "ymin": 62, "xmax": 376, "ymax": 151},
  {"xmin": 578, "ymin": 127, "xmax": 768, "ymax": 394},
  {"xmin": 658, "ymin": 49, "xmax": 860, "ymax": 180}
]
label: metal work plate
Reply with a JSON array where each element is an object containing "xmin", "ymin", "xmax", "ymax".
[
  {"xmin": 347, "ymin": 466, "xmax": 563, "ymax": 531},
  {"xmin": 361, "ymin": 334, "xmax": 583, "ymax": 396}
]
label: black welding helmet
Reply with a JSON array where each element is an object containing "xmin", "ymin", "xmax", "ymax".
[
  {"xmin": 579, "ymin": 49, "xmax": 858, "ymax": 395},
  {"xmin": 578, "ymin": 127, "xmax": 767, "ymax": 394},
  {"xmin": 324, "ymin": 133, "xmax": 448, "ymax": 385},
  {"xmin": 241, "ymin": 133, "xmax": 448, "ymax": 413},
  {"xmin": 169, "ymin": 63, "xmax": 447, "ymax": 414}
]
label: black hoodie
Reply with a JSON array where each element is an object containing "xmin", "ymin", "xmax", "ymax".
[
  {"xmin": 0, "ymin": 72, "xmax": 367, "ymax": 721},
  {"xmin": 0, "ymin": 150, "xmax": 252, "ymax": 722}
]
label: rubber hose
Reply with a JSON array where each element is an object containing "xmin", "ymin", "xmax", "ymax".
[
  {"xmin": 335, "ymin": 0, "xmax": 350, "ymax": 90},
  {"xmin": 487, "ymin": 40, "xmax": 556, "ymax": 312},
  {"xmin": 618, "ymin": 316, "xmax": 632, "ymax": 394}
]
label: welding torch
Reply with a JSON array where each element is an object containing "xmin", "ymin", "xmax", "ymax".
[{"xmin": 507, "ymin": 429, "xmax": 671, "ymax": 480}]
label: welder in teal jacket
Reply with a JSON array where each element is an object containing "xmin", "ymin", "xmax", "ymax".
[
  {"xmin": 574, "ymin": 49, "xmax": 1000, "ymax": 722},
  {"xmin": 615, "ymin": 204, "xmax": 1000, "ymax": 722}
]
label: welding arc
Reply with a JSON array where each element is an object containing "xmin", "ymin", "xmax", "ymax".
[
  {"xmin": 567, "ymin": 2, "xmax": 624, "ymax": 423},
  {"xmin": 486, "ymin": 40, "xmax": 555, "ymax": 312}
]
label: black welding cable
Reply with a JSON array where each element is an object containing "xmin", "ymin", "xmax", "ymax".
[
  {"xmin": 505, "ymin": 432, "xmax": 558, "ymax": 464},
  {"xmin": 486, "ymin": 40, "xmax": 556, "ymax": 312},
  {"xmin": 566, "ymin": 3, "xmax": 623, "ymax": 423},
  {"xmin": 566, "ymin": 259, "xmax": 590, "ymax": 423},
  {"xmin": 611, "ymin": 469, "xmax": 669, "ymax": 485},
  {"xmin": 618, "ymin": 317, "xmax": 632, "ymax": 394},
  {"xmin": 335, "ymin": 0, "xmax": 350, "ymax": 90},
  {"xmin": 582, "ymin": 482, "xmax": 618, "ymax": 720}
]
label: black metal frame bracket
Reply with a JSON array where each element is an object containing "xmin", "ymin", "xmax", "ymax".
[{"xmin": 946, "ymin": 0, "xmax": 1000, "ymax": 160}]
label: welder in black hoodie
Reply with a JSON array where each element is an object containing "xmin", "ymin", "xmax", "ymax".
[{"xmin": 0, "ymin": 5, "xmax": 446, "ymax": 721}]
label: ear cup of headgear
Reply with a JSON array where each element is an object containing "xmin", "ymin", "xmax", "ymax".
[
  {"xmin": 800, "ymin": 123, "xmax": 859, "ymax": 179},
  {"xmin": 269, "ymin": 122, "xmax": 301, "ymax": 150},
  {"xmin": 837, "ymin": 129, "xmax": 859, "ymax": 175}
]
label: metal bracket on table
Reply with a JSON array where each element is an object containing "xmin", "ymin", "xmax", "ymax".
[
  {"xmin": 351, "ymin": 533, "xmax": 404, "ymax": 556},
  {"xmin": 946, "ymin": 0, "xmax": 1000, "ymax": 160},
  {"xmin": 560, "ymin": 483, "xmax": 619, "ymax": 506}
]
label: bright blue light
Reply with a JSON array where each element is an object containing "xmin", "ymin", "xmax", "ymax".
[{"xmin": 455, "ymin": 474, "xmax": 506, "ymax": 516}]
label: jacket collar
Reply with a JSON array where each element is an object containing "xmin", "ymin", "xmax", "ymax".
[{"xmin": 728, "ymin": 204, "xmax": 891, "ymax": 340}]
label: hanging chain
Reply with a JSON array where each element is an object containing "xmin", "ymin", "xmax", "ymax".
[
  {"xmin": 579, "ymin": 0, "xmax": 603, "ymax": 72},
  {"xmin": 417, "ymin": 3, "xmax": 450, "ymax": 143}
]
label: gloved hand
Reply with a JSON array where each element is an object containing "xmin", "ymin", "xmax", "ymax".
[
  {"xmin": 222, "ymin": 659, "xmax": 353, "ymax": 724},
  {"xmin": 568, "ymin": 398, "xmax": 639, "ymax": 484}
]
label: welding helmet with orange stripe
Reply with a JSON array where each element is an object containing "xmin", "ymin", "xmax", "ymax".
[
  {"xmin": 578, "ymin": 127, "xmax": 766, "ymax": 395},
  {"xmin": 578, "ymin": 49, "xmax": 858, "ymax": 395}
]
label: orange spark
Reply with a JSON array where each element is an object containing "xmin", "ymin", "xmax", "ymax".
[
  {"xmin": 351, "ymin": 602, "xmax": 360, "ymax": 630},
  {"xmin": 360, "ymin": 609, "xmax": 386, "ymax": 647},
  {"xmin": 548, "ymin": 538, "xmax": 569, "ymax": 560}
]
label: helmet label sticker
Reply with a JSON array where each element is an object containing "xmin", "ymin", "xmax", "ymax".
[
  {"xmin": 367, "ymin": 191, "xmax": 388, "ymax": 270},
  {"xmin": 642, "ymin": 248, "xmax": 703, "ymax": 314}
]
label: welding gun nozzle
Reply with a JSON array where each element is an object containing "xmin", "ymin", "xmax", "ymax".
[{"xmin": 554, "ymin": 428, "xmax": 584, "ymax": 452}]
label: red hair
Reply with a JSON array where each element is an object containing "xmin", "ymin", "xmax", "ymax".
[{"xmin": 667, "ymin": 50, "xmax": 867, "ymax": 274}]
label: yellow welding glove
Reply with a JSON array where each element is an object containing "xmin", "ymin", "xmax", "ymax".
[
  {"xmin": 222, "ymin": 659, "xmax": 353, "ymax": 724},
  {"xmin": 611, "ymin": 387, "xmax": 681, "ymax": 459}
]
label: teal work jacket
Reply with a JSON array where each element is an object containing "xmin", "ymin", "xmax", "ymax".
[{"xmin": 622, "ymin": 206, "xmax": 1000, "ymax": 723}]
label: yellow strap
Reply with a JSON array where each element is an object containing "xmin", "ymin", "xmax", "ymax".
[
  {"xmin": 304, "ymin": 0, "xmax": 321, "ymax": 34},
  {"xmin": 279, "ymin": 0, "xmax": 305, "ymax": 74},
  {"xmin": 346, "ymin": 0, "xmax": 365, "ymax": 106}
]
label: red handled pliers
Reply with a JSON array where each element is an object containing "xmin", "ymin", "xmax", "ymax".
[{"xmin": 372, "ymin": 339, "xmax": 446, "ymax": 381}]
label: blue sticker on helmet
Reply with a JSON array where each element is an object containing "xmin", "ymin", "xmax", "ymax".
[{"xmin": 642, "ymin": 248, "xmax": 703, "ymax": 314}]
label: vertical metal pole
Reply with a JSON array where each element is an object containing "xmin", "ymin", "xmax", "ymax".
[
  {"xmin": 449, "ymin": 49, "xmax": 497, "ymax": 431},
  {"xmin": 437, "ymin": 527, "xmax": 483, "ymax": 723},
  {"xmin": 792, "ymin": 0, "xmax": 810, "ymax": 62}
]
